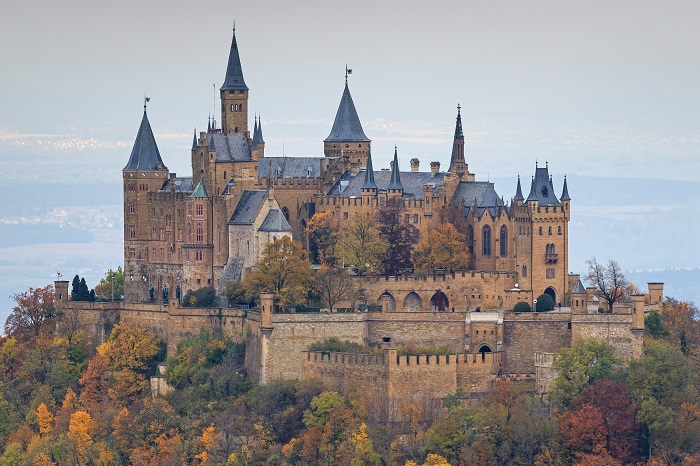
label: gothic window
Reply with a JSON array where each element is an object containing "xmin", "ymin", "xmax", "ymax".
[
  {"xmin": 129, "ymin": 247, "xmax": 136, "ymax": 259},
  {"xmin": 166, "ymin": 214, "xmax": 171, "ymax": 226},
  {"xmin": 178, "ymin": 248, "xmax": 183, "ymax": 260},
  {"xmin": 177, "ymin": 229, "xmax": 182, "ymax": 241},
  {"xmin": 195, "ymin": 250, "xmax": 203, "ymax": 262},
  {"xmin": 558, "ymin": 226, "xmax": 562, "ymax": 235},
  {"xmin": 129, "ymin": 203, "xmax": 135, "ymax": 214},
  {"xmin": 282, "ymin": 207, "xmax": 290, "ymax": 221},
  {"xmin": 539, "ymin": 226, "xmax": 543, "ymax": 235},
  {"xmin": 522, "ymin": 265, "xmax": 527, "ymax": 277},
  {"xmin": 200, "ymin": 153, "xmax": 204, "ymax": 170},
  {"xmin": 467, "ymin": 225, "xmax": 474, "ymax": 255},
  {"xmin": 187, "ymin": 224, "xmax": 192, "ymax": 242},
  {"xmin": 500, "ymin": 225, "xmax": 508, "ymax": 256},
  {"xmin": 128, "ymin": 225, "xmax": 136, "ymax": 239},
  {"xmin": 482, "ymin": 225, "xmax": 492, "ymax": 257},
  {"xmin": 152, "ymin": 248, "xmax": 156, "ymax": 259},
  {"xmin": 151, "ymin": 228, "xmax": 157, "ymax": 240},
  {"xmin": 195, "ymin": 203, "xmax": 203, "ymax": 217},
  {"xmin": 159, "ymin": 229, "xmax": 164, "ymax": 240},
  {"xmin": 160, "ymin": 248, "xmax": 164, "ymax": 260},
  {"xmin": 196, "ymin": 223, "xmax": 204, "ymax": 243}
]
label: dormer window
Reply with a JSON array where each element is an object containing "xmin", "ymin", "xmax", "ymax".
[
  {"xmin": 541, "ymin": 185, "xmax": 548, "ymax": 197},
  {"xmin": 275, "ymin": 166, "xmax": 283, "ymax": 177},
  {"xmin": 307, "ymin": 167, "xmax": 313, "ymax": 177}
]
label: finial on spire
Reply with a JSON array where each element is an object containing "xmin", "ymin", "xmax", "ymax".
[
  {"xmin": 345, "ymin": 65, "xmax": 352, "ymax": 83},
  {"xmin": 143, "ymin": 95, "xmax": 150, "ymax": 113},
  {"xmin": 233, "ymin": 20, "xmax": 236, "ymax": 33},
  {"xmin": 457, "ymin": 103, "xmax": 461, "ymax": 115}
]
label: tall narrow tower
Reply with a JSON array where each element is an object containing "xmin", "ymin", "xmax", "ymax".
[
  {"xmin": 449, "ymin": 105, "xmax": 466, "ymax": 179},
  {"xmin": 220, "ymin": 28, "xmax": 249, "ymax": 136}
]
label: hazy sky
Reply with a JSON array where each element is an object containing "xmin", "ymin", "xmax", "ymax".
[{"xmin": 2, "ymin": 0, "xmax": 700, "ymax": 183}]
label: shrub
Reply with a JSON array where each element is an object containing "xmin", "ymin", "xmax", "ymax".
[
  {"xmin": 397, "ymin": 344, "xmax": 451, "ymax": 356},
  {"xmin": 513, "ymin": 302, "xmax": 532, "ymax": 313},
  {"xmin": 308, "ymin": 338, "xmax": 380, "ymax": 354},
  {"xmin": 536, "ymin": 294, "xmax": 554, "ymax": 312},
  {"xmin": 181, "ymin": 286, "xmax": 219, "ymax": 308}
]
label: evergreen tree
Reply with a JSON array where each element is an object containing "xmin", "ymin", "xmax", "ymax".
[
  {"xmin": 71, "ymin": 275, "xmax": 81, "ymax": 300},
  {"xmin": 79, "ymin": 278, "xmax": 89, "ymax": 301}
]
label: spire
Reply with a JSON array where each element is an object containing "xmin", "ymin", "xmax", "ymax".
[
  {"xmin": 449, "ymin": 104, "xmax": 465, "ymax": 174},
  {"xmin": 252, "ymin": 115, "xmax": 259, "ymax": 147},
  {"xmin": 257, "ymin": 114, "xmax": 265, "ymax": 144},
  {"xmin": 454, "ymin": 103, "xmax": 464, "ymax": 139},
  {"xmin": 561, "ymin": 175, "xmax": 571, "ymax": 201},
  {"xmin": 220, "ymin": 28, "xmax": 248, "ymax": 91},
  {"xmin": 123, "ymin": 108, "xmax": 167, "ymax": 171},
  {"xmin": 207, "ymin": 115, "xmax": 211, "ymax": 132},
  {"xmin": 526, "ymin": 175, "xmax": 536, "ymax": 201},
  {"xmin": 191, "ymin": 128, "xmax": 197, "ymax": 151},
  {"xmin": 388, "ymin": 146, "xmax": 403, "ymax": 191},
  {"xmin": 362, "ymin": 149, "xmax": 377, "ymax": 190},
  {"xmin": 325, "ymin": 82, "xmax": 370, "ymax": 142},
  {"xmin": 514, "ymin": 175, "xmax": 524, "ymax": 201}
]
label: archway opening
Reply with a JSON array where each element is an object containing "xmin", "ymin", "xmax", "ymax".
[
  {"xmin": 430, "ymin": 290, "xmax": 449, "ymax": 312},
  {"xmin": 378, "ymin": 292, "xmax": 396, "ymax": 312},
  {"xmin": 403, "ymin": 292, "xmax": 422, "ymax": 312},
  {"xmin": 544, "ymin": 287, "xmax": 556, "ymax": 305},
  {"xmin": 478, "ymin": 344, "xmax": 492, "ymax": 362}
]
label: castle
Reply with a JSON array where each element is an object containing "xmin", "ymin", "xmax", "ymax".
[{"xmin": 54, "ymin": 28, "xmax": 664, "ymax": 404}]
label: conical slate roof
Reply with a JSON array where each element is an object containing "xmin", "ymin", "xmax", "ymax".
[
  {"xmin": 526, "ymin": 164, "xmax": 559, "ymax": 205},
  {"xmin": 192, "ymin": 180, "xmax": 208, "ymax": 198},
  {"xmin": 191, "ymin": 129, "xmax": 198, "ymax": 151},
  {"xmin": 561, "ymin": 176, "xmax": 571, "ymax": 201},
  {"xmin": 221, "ymin": 30, "xmax": 248, "ymax": 91},
  {"xmin": 325, "ymin": 83, "xmax": 370, "ymax": 142},
  {"xmin": 388, "ymin": 147, "xmax": 403, "ymax": 190},
  {"xmin": 362, "ymin": 150, "xmax": 377, "ymax": 190},
  {"xmin": 514, "ymin": 175, "xmax": 524, "ymax": 201},
  {"xmin": 124, "ymin": 111, "xmax": 167, "ymax": 171},
  {"xmin": 449, "ymin": 106, "xmax": 465, "ymax": 167}
]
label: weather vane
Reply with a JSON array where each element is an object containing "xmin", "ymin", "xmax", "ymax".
[
  {"xmin": 144, "ymin": 94, "xmax": 150, "ymax": 112},
  {"xmin": 345, "ymin": 65, "xmax": 352, "ymax": 83}
]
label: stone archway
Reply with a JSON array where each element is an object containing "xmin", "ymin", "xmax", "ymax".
[
  {"xmin": 403, "ymin": 292, "xmax": 422, "ymax": 312},
  {"xmin": 378, "ymin": 292, "xmax": 396, "ymax": 312},
  {"xmin": 430, "ymin": 290, "xmax": 449, "ymax": 312},
  {"xmin": 478, "ymin": 344, "xmax": 492, "ymax": 362},
  {"xmin": 544, "ymin": 287, "xmax": 556, "ymax": 305}
]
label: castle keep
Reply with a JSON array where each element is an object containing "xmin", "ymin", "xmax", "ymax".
[{"xmin": 55, "ymin": 29, "xmax": 664, "ymax": 403}]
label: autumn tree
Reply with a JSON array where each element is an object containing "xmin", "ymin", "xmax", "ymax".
[
  {"xmin": 307, "ymin": 211, "xmax": 340, "ymax": 264},
  {"xmin": 660, "ymin": 297, "xmax": 700, "ymax": 355},
  {"xmin": 244, "ymin": 236, "xmax": 314, "ymax": 311},
  {"xmin": 36, "ymin": 403, "xmax": 54, "ymax": 437},
  {"xmin": 315, "ymin": 265, "xmax": 356, "ymax": 312},
  {"xmin": 5, "ymin": 285, "xmax": 55, "ymax": 339},
  {"xmin": 413, "ymin": 222, "xmax": 471, "ymax": 273},
  {"xmin": 585, "ymin": 258, "xmax": 628, "ymax": 312},
  {"xmin": 377, "ymin": 199, "xmax": 419, "ymax": 277},
  {"xmin": 94, "ymin": 267, "xmax": 124, "ymax": 301},
  {"xmin": 68, "ymin": 411, "xmax": 94, "ymax": 465},
  {"xmin": 337, "ymin": 212, "xmax": 387, "ymax": 275}
]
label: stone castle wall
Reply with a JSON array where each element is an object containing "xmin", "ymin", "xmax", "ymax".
[{"xmin": 502, "ymin": 312, "xmax": 572, "ymax": 376}]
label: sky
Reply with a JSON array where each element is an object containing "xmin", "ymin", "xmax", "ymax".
[{"xmin": 1, "ymin": 0, "xmax": 700, "ymax": 182}]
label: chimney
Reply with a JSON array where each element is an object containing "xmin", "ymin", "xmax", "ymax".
[
  {"xmin": 410, "ymin": 158, "xmax": 420, "ymax": 172},
  {"xmin": 430, "ymin": 161, "xmax": 440, "ymax": 175},
  {"xmin": 169, "ymin": 173, "xmax": 176, "ymax": 193}
]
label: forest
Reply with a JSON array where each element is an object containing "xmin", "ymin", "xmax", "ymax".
[{"xmin": 0, "ymin": 282, "xmax": 699, "ymax": 465}]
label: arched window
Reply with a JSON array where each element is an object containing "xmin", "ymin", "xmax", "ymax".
[
  {"xmin": 499, "ymin": 225, "xmax": 508, "ymax": 256},
  {"xmin": 467, "ymin": 225, "xmax": 474, "ymax": 255},
  {"xmin": 548, "ymin": 226, "xmax": 552, "ymax": 235},
  {"xmin": 223, "ymin": 171, "xmax": 227, "ymax": 180},
  {"xmin": 539, "ymin": 226, "xmax": 543, "ymax": 235},
  {"xmin": 196, "ymin": 223, "xmax": 204, "ymax": 243},
  {"xmin": 482, "ymin": 225, "xmax": 491, "ymax": 256},
  {"xmin": 522, "ymin": 265, "xmax": 527, "ymax": 277},
  {"xmin": 558, "ymin": 226, "xmax": 562, "ymax": 235}
]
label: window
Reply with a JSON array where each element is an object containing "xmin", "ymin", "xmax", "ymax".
[
  {"xmin": 223, "ymin": 171, "xmax": 227, "ymax": 180},
  {"xmin": 128, "ymin": 225, "xmax": 136, "ymax": 239},
  {"xmin": 159, "ymin": 229, "xmax": 164, "ymax": 240},
  {"xmin": 177, "ymin": 229, "xmax": 183, "ymax": 241},
  {"xmin": 195, "ymin": 204, "xmax": 203, "ymax": 217},
  {"xmin": 500, "ymin": 225, "xmax": 508, "ymax": 256},
  {"xmin": 558, "ymin": 226, "xmax": 562, "ymax": 235},
  {"xmin": 482, "ymin": 225, "xmax": 491, "ymax": 256},
  {"xmin": 548, "ymin": 226, "xmax": 552, "ymax": 235},
  {"xmin": 151, "ymin": 228, "xmax": 157, "ymax": 239},
  {"xmin": 343, "ymin": 212, "xmax": 348, "ymax": 220},
  {"xmin": 522, "ymin": 265, "xmax": 527, "ymax": 277},
  {"xmin": 539, "ymin": 226, "xmax": 543, "ymax": 235},
  {"xmin": 160, "ymin": 248, "xmax": 164, "ymax": 260},
  {"xmin": 129, "ymin": 247, "xmax": 136, "ymax": 259},
  {"xmin": 413, "ymin": 214, "xmax": 419, "ymax": 223},
  {"xmin": 405, "ymin": 214, "xmax": 410, "ymax": 223},
  {"xmin": 195, "ymin": 250, "xmax": 203, "ymax": 262},
  {"xmin": 152, "ymin": 248, "xmax": 156, "ymax": 259},
  {"xmin": 426, "ymin": 197, "xmax": 430, "ymax": 205},
  {"xmin": 187, "ymin": 203, "xmax": 193, "ymax": 217},
  {"xmin": 178, "ymin": 249, "xmax": 183, "ymax": 260},
  {"xmin": 231, "ymin": 104, "xmax": 235, "ymax": 112},
  {"xmin": 167, "ymin": 249, "xmax": 172, "ymax": 260},
  {"xmin": 129, "ymin": 202, "xmax": 135, "ymax": 214},
  {"xmin": 196, "ymin": 223, "xmax": 204, "ymax": 243},
  {"xmin": 166, "ymin": 214, "xmax": 171, "ymax": 226},
  {"xmin": 467, "ymin": 225, "xmax": 474, "ymax": 255}
]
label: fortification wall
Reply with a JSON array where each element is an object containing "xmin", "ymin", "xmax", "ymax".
[
  {"xmin": 365, "ymin": 312, "xmax": 465, "ymax": 352},
  {"xmin": 456, "ymin": 351, "xmax": 502, "ymax": 393},
  {"xmin": 570, "ymin": 313, "xmax": 640, "ymax": 360},
  {"xmin": 388, "ymin": 353, "xmax": 457, "ymax": 400},
  {"xmin": 303, "ymin": 351, "xmax": 389, "ymax": 397},
  {"xmin": 502, "ymin": 312, "xmax": 572, "ymax": 376}
]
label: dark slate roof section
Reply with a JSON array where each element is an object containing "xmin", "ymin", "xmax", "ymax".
[
  {"xmin": 220, "ymin": 30, "xmax": 248, "ymax": 91},
  {"xmin": 571, "ymin": 279, "xmax": 586, "ymax": 294},
  {"xmin": 257, "ymin": 157, "xmax": 329, "ymax": 179},
  {"xmin": 159, "ymin": 177, "xmax": 194, "ymax": 193},
  {"xmin": 191, "ymin": 180, "xmax": 208, "ymax": 198},
  {"xmin": 124, "ymin": 111, "xmax": 167, "ymax": 171},
  {"xmin": 388, "ymin": 148, "xmax": 403, "ymax": 190},
  {"xmin": 258, "ymin": 209, "xmax": 293, "ymax": 232},
  {"xmin": 324, "ymin": 83, "xmax": 370, "ymax": 142},
  {"xmin": 561, "ymin": 176, "xmax": 571, "ymax": 201},
  {"xmin": 472, "ymin": 205, "xmax": 511, "ymax": 220},
  {"xmin": 257, "ymin": 116, "xmax": 265, "ymax": 144},
  {"xmin": 514, "ymin": 175, "xmax": 524, "ymax": 201},
  {"xmin": 251, "ymin": 117, "xmax": 260, "ymax": 148},
  {"xmin": 525, "ymin": 165, "xmax": 560, "ymax": 205},
  {"xmin": 191, "ymin": 129, "xmax": 198, "ymax": 151},
  {"xmin": 452, "ymin": 181, "xmax": 505, "ymax": 208},
  {"xmin": 208, "ymin": 133, "xmax": 252, "ymax": 162},
  {"xmin": 454, "ymin": 107, "xmax": 464, "ymax": 139},
  {"xmin": 228, "ymin": 190, "xmax": 267, "ymax": 225},
  {"xmin": 362, "ymin": 150, "xmax": 377, "ymax": 190},
  {"xmin": 326, "ymin": 170, "xmax": 445, "ymax": 198}
]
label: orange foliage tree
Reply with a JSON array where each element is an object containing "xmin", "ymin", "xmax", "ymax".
[
  {"xmin": 413, "ymin": 222, "xmax": 472, "ymax": 273},
  {"xmin": 4, "ymin": 285, "xmax": 55, "ymax": 339}
]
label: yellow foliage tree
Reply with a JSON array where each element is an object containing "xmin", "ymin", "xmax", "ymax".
[
  {"xmin": 69, "ymin": 411, "xmax": 93, "ymax": 465},
  {"xmin": 307, "ymin": 211, "xmax": 340, "ymax": 264},
  {"xmin": 195, "ymin": 424, "xmax": 216, "ymax": 465},
  {"xmin": 350, "ymin": 422, "xmax": 381, "ymax": 466},
  {"xmin": 422, "ymin": 453, "xmax": 452, "ymax": 466},
  {"xmin": 413, "ymin": 222, "xmax": 471, "ymax": 273},
  {"xmin": 337, "ymin": 212, "xmax": 386, "ymax": 275},
  {"xmin": 32, "ymin": 452, "xmax": 56, "ymax": 466},
  {"xmin": 36, "ymin": 403, "xmax": 54, "ymax": 437}
]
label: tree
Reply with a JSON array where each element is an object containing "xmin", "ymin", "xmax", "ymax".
[
  {"xmin": 68, "ymin": 411, "xmax": 94, "ymax": 465},
  {"xmin": 182, "ymin": 286, "xmax": 220, "ymax": 308},
  {"xmin": 307, "ymin": 211, "xmax": 340, "ymax": 264},
  {"xmin": 660, "ymin": 297, "xmax": 700, "ymax": 355},
  {"xmin": 94, "ymin": 267, "xmax": 124, "ymax": 301},
  {"xmin": 37, "ymin": 403, "xmax": 54, "ymax": 437},
  {"xmin": 5, "ymin": 285, "xmax": 55, "ymax": 338},
  {"xmin": 315, "ymin": 265, "xmax": 356, "ymax": 312},
  {"xmin": 644, "ymin": 309, "xmax": 667, "ymax": 339},
  {"xmin": 585, "ymin": 258, "xmax": 628, "ymax": 313},
  {"xmin": 536, "ymin": 293, "xmax": 555, "ymax": 312},
  {"xmin": 244, "ymin": 237, "xmax": 314, "ymax": 311},
  {"xmin": 337, "ymin": 212, "xmax": 386, "ymax": 275},
  {"xmin": 223, "ymin": 281, "xmax": 252, "ymax": 307},
  {"xmin": 514, "ymin": 302, "xmax": 531, "ymax": 313},
  {"xmin": 377, "ymin": 199, "xmax": 419, "ymax": 277},
  {"xmin": 550, "ymin": 339, "xmax": 618, "ymax": 408},
  {"xmin": 413, "ymin": 222, "xmax": 471, "ymax": 273}
]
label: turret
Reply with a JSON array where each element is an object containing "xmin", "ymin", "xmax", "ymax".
[
  {"xmin": 361, "ymin": 150, "xmax": 378, "ymax": 207},
  {"xmin": 387, "ymin": 146, "xmax": 403, "ymax": 198},
  {"xmin": 449, "ymin": 104, "xmax": 466, "ymax": 179},
  {"xmin": 220, "ymin": 27, "xmax": 249, "ymax": 136},
  {"xmin": 251, "ymin": 115, "xmax": 266, "ymax": 160},
  {"xmin": 323, "ymin": 75, "xmax": 371, "ymax": 167}
]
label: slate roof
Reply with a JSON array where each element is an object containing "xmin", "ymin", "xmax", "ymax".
[
  {"xmin": 326, "ymin": 169, "xmax": 445, "ymax": 198},
  {"xmin": 325, "ymin": 83, "xmax": 370, "ymax": 142},
  {"xmin": 526, "ymin": 165, "xmax": 560, "ymax": 206},
  {"xmin": 220, "ymin": 30, "xmax": 248, "ymax": 91},
  {"xmin": 228, "ymin": 190, "xmax": 267, "ymax": 225},
  {"xmin": 514, "ymin": 175, "xmax": 524, "ymax": 201},
  {"xmin": 124, "ymin": 111, "xmax": 167, "ymax": 171},
  {"xmin": 258, "ymin": 209, "xmax": 293, "ymax": 232},
  {"xmin": 571, "ymin": 279, "xmax": 587, "ymax": 294},
  {"xmin": 208, "ymin": 133, "xmax": 253, "ymax": 161},
  {"xmin": 191, "ymin": 180, "xmax": 208, "ymax": 198},
  {"xmin": 191, "ymin": 129, "xmax": 198, "ymax": 151},
  {"xmin": 452, "ymin": 181, "xmax": 505, "ymax": 207},
  {"xmin": 362, "ymin": 150, "xmax": 377, "ymax": 190},
  {"xmin": 258, "ymin": 157, "xmax": 330, "ymax": 179},
  {"xmin": 160, "ymin": 177, "xmax": 193, "ymax": 193},
  {"xmin": 388, "ymin": 148, "xmax": 403, "ymax": 190},
  {"xmin": 561, "ymin": 176, "xmax": 571, "ymax": 201}
]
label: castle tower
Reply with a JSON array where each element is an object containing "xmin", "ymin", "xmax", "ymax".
[
  {"xmin": 387, "ymin": 147, "xmax": 403, "ymax": 199},
  {"xmin": 123, "ymin": 105, "xmax": 169, "ymax": 303},
  {"xmin": 324, "ymin": 79, "xmax": 371, "ymax": 167},
  {"xmin": 569, "ymin": 279, "xmax": 588, "ymax": 313},
  {"xmin": 220, "ymin": 28, "xmax": 249, "ymax": 137},
  {"xmin": 449, "ymin": 105, "xmax": 466, "ymax": 179}
]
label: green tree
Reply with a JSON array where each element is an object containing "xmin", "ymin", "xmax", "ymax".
[
  {"xmin": 550, "ymin": 339, "xmax": 618, "ymax": 408},
  {"xmin": 536, "ymin": 293, "xmax": 554, "ymax": 312},
  {"xmin": 181, "ymin": 286, "xmax": 219, "ymax": 308},
  {"xmin": 644, "ymin": 309, "xmax": 667, "ymax": 338},
  {"xmin": 513, "ymin": 302, "xmax": 531, "ymax": 313},
  {"xmin": 377, "ymin": 199, "xmax": 419, "ymax": 277},
  {"xmin": 244, "ymin": 237, "xmax": 313, "ymax": 311},
  {"xmin": 223, "ymin": 281, "xmax": 252, "ymax": 307},
  {"xmin": 94, "ymin": 267, "xmax": 124, "ymax": 301},
  {"xmin": 337, "ymin": 212, "xmax": 386, "ymax": 275}
]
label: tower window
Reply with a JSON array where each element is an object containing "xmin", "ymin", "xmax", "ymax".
[
  {"xmin": 548, "ymin": 226, "xmax": 552, "ymax": 235},
  {"xmin": 558, "ymin": 226, "xmax": 562, "ymax": 235},
  {"xmin": 522, "ymin": 265, "xmax": 527, "ymax": 277},
  {"xmin": 128, "ymin": 203, "xmax": 135, "ymax": 214},
  {"xmin": 196, "ymin": 223, "xmax": 204, "ymax": 243},
  {"xmin": 195, "ymin": 203, "xmax": 203, "ymax": 217},
  {"xmin": 482, "ymin": 225, "xmax": 491, "ymax": 257},
  {"xmin": 539, "ymin": 226, "xmax": 543, "ymax": 235},
  {"xmin": 500, "ymin": 225, "xmax": 508, "ymax": 256}
]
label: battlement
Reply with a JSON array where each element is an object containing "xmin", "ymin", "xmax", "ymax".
[{"xmin": 303, "ymin": 350, "xmax": 502, "ymax": 368}]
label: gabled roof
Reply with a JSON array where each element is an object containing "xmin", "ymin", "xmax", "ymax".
[
  {"xmin": 561, "ymin": 176, "xmax": 571, "ymax": 201},
  {"xmin": 326, "ymin": 169, "xmax": 444, "ymax": 199},
  {"xmin": 220, "ymin": 30, "xmax": 248, "ymax": 91},
  {"xmin": 258, "ymin": 157, "xmax": 331, "ymax": 179},
  {"xmin": 526, "ymin": 164, "xmax": 560, "ymax": 206},
  {"xmin": 362, "ymin": 150, "xmax": 377, "ymax": 190},
  {"xmin": 123, "ymin": 111, "xmax": 167, "ymax": 171},
  {"xmin": 324, "ymin": 83, "xmax": 370, "ymax": 142},
  {"xmin": 208, "ymin": 133, "xmax": 253, "ymax": 162},
  {"xmin": 387, "ymin": 147, "xmax": 403, "ymax": 190},
  {"xmin": 452, "ymin": 181, "xmax": 505, "ymax": 208},
  {"xmin": 228, "ymin": 190, "xmax": 267, "ymax": 225},
  {"xmin": 258, "ymin": 209, "xmax": 293, "ymax": 233},
  {"xmin": 514, "ymin": 175, "xmax": 524, "ymax": 201},
  {"xmin": 571, "ymin": 279, "xmax": 586, "ymax": 294},
  {"xmin": 191, "ymin": 180, "xmax": 208, "ymax": 198}
]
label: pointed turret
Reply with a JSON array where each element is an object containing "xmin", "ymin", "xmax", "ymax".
[
  {"xmin": 220, "ymin": 28, "xmax": 248, "ymax": 91},
  {"xmin": 191, "ymin": 128, "xmax": 198, "ymax": 151},
  {"xmin": 514, "ymin": 175, "xmax": 524, "ymax": 201},
  {"xmin": 325, "ymin": 83, "xmax": 370, "ymax": 143},
  {"xmin": 257, "ymin": 115, "xmax": 265, "ymax": 145},
  {"xmin": 192, "ymin": 180, "xmax": 209, "ymax": 198},
  {"xmin": 124, "ymin": 110, "xmax": 167, "ymax": 171},
  {"xmin": 526, "ymin": 176, "xmax": 536, "ymax": 202},
  {"xmin": 388, "ymin": 146, "xmax": 403, "ymax": 191},
  {"xmin": 362, "ymin": 149, "xmax": 377, "ymax": 190},
  {"xmin": 561, "ymin": 176, "xmax": 571, "ymax": 201},
  {"xmin": 251, "ymin": 115, "xmax": 260, "ymax": 147}
]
